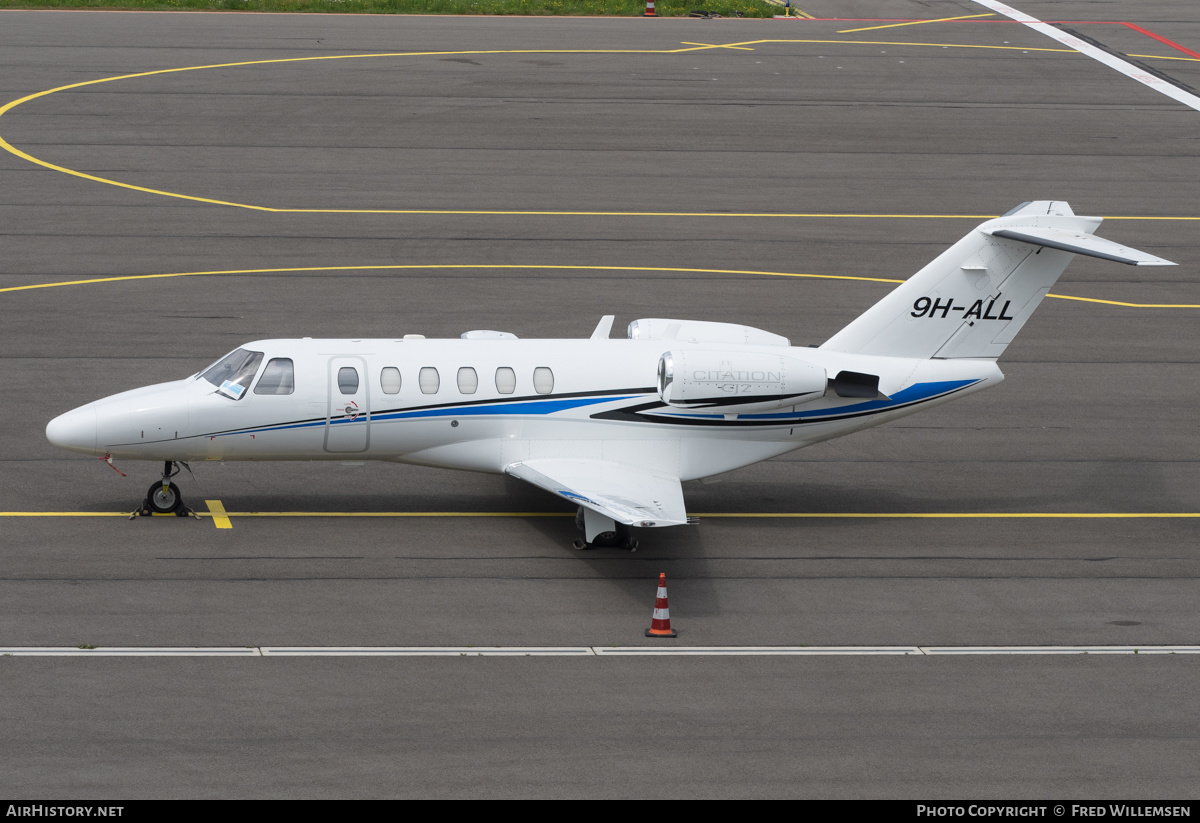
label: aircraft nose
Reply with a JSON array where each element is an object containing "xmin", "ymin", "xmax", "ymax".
[{"xmin": 46, "ymin": 405, "xmax": 98, "ymax": 455}]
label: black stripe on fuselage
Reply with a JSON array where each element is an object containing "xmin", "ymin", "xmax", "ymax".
[
  {"xmin": 590, "ymin": 384, "xmax": 976, "ymax": 428},
  {"xmin": 670, "ymin": 390, "xmax": 822, "ymax": 409}
]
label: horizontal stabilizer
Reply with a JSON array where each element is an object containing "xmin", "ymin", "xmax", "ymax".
[
  {"xmin": 506, "ymin": 459, "xmax": 688, "ymax": 528},
  {"xmin": 986, "ymin": 227, "xmax": 1176, "ymax": 267}
]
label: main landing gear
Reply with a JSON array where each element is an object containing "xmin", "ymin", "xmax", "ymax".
[
  {"xmin": 572, "ymin": 507, "xmax": 638, "ymax": 552},
  {"xmin": 131, "ymin": 461, "xmax": 198, "ymax": 518}
]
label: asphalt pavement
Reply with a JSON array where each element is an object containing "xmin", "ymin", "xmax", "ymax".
[{"xmin": 1, "ymin": 1, "xmax": 1198, "ymax": 798}]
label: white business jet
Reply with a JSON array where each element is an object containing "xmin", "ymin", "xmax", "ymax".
[{"xmin": 46, "ymin": 202, "xmax": 1174, "ymax": 549}]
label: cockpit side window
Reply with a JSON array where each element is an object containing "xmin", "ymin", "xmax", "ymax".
[
  {"xmin": 254, "ymin": 358, "xmax": 295, "ymax": 395},
  {"xmin": 201, "ymin": 348, "xmax": 264, "ymax": 400}
]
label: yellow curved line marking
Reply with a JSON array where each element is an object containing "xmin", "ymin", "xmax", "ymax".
[
  {"xmin": 0, "ymin": 48, "xmax": 673, "ymax": 211},
  {"xmin": 1044, "ymin": 293, "xmax": 1200, "ymax": 309},
  {"xmin": 838, "ymin": 13, "xmax": 995, "ymax": 34},
  {"xmin": 1, "ymin": 264, "xmax": 1195, "ymax": 308},
  {"xmin": 4, "ymin": 511, "xmax": 1200, "ymax": 519},
  {"xmin": 0, "ymin": 40, "xmax": 1079, "ymax": 215},
  {"xmin": 0, "ymin": 264, "xmax": 905, "ymax": 295}
]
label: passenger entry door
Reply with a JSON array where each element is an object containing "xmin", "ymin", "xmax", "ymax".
[{"xmin": 325, "ymin": 357, "xmax": 370, "ymax": 453}]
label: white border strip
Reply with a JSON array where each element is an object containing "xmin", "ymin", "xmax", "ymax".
[
  {"xmin": 973, "ymin": 0, "xmax": 1200, "ymax": 112},
  {"xmin": 4, "ymin": 646, "xmax": 1200, "ymax": 656},
  {"xmin": 260, "ymin": 646, "xmax": 596, "ymax": 656},
  {"xmin": 926, "ymin": 646, "xmax": 1200, "ymax": 655},
  {"xmin": 0, "ymin": 647, "xmax": 262, "ymax": 656},
  {"xmin": 592, "ymin": 646, "xmax": 922, "ymax": 655}
]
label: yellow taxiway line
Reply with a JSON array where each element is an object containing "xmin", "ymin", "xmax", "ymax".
[
  {"xmin": 0, "ymin": 38, "xmax": 1192, "ymax": 215},
  {"xmin": 1128, "ymin": 53, "xmax": 1200, "ymax": 62},
  {"xmin": 0, "ymin": 40, "xmax": 1082, "ymax": 215},
  {"xmin": 7, "ymin": 509, "xmax": 1200, "ymax": 530},
  {"xmin": 2, "ymin": 36, "xmax": 1191, "ymax": 219},
  {"xmin": 838, "ymin": 13, "xmax": 996, "ymax": 34},
  {"xmin": 678, "ymin": 42, "xmax": 756, "ymax": 52},
  {"xmin": 2, "ymin": 264, "xmax": 1197, "ymax": 309},
  {"xmin": 5, "ymin": 511, "xmax": 1200, "ymax": 518}
]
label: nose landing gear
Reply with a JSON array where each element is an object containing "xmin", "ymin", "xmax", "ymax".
[{"xmin": 131, "ymin": 461, "xmax": 199, "ymax": 519}]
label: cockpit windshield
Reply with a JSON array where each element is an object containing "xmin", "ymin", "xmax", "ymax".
[{"xmin": 200, "ymin": 348, "xmax": 264, "ymax": 400}]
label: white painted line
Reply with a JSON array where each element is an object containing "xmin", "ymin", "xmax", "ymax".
[
  {"xmin": 593, "ymin": 646, "xmax": 924, "ymax": 655},
  {"xmin": 260, "ymin": 646, "xmax": 596, "ymax": 656},
  {"xmin": 972, "ymin": 0, "xmax": 1200, "ymax": 112},
  {"xmin": 3, "ymin": 646, "xmax": 1199, "ymax": 657},
  {"xmin": 0, "ymin": 647, "xmax": 262, "ymax": 656},
  {"xmin": 923, "ymin": 646, "xmax": 1200, "ymax": 655}
]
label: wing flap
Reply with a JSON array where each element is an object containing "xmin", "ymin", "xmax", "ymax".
[
  {"xmin": 987, "ymin": 227, "xmax": 1176, "ymax": 266},
  {"xmin": 506, "ymin": 459, "xmax": 688, "ymax": 528}
]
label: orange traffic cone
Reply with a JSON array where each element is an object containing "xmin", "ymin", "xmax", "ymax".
[
  {"xmin": 645, "ymin": 572, "xmax": 678, "ymax": 637},
  {"xmin": 644, "ymin": 0, "xmax": 656, "ymax": 16}
]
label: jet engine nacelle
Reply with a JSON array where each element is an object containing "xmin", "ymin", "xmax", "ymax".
[{"xmin": 658, "ymin": 350, "xmax": 827, "ymax": 413}]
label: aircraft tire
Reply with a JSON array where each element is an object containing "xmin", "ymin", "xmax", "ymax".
[
  {"xmin": 146, "ymin": 481, "xmax": 183, "ymax": 514},
  {"xmin": 591, "ymin": 530, "xmax": 621, "ymax": 548}
]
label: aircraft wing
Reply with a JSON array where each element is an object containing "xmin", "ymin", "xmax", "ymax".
[{"xmin": 505, "ymin": 459, "xmax": 688, "ymax": 528}]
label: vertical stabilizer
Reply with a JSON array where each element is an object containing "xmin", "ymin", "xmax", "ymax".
[{"xmin": 820, "ymin": 202, "xmax": 1170, "ymax": 360}]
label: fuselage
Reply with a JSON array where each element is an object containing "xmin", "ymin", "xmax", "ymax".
[{"xmin": 46, "ymin": 335, "xmax": 1003, "ymax": 482}]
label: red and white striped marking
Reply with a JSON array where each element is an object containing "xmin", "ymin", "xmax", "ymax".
[
  {"xmin": 646, "ymin": 572, "xmax": 678, "ymax": 637},
  {"xmin": 644, "ymin": 0, "xmax": 656, "ymax": 17},
  {"xmin": 972, "ymin": 0, "xmax": 1200, "ymax": 113}
]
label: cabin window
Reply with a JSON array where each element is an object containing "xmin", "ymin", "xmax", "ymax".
[
  {"xmin": 254, "ymin": 358, "xmax": 295, "ymax": 395},
  {"xmin": 200, "ymin": 348, "xmax": 264, "ymax": 400},
  {"xmin": 495, "ymin": 367, "xmax": 516, "ymax": 395},
  {"xmin": 380, "ymin": 367, "xmax": 401, "ymax": 395},
  {"xmin": 419, "ymin": 367, "xmax": 440, "ymax": 394},
  {"xmin": 457, "ymin": 367, "xmax": 478, "ymax": 394},
  {"xmin": 338, "ymin": 367, "xmax": 359, "ymax": 395},
  {"xmin": 533, "ymin": 367, "xmax": 554, "ymax": 395}
]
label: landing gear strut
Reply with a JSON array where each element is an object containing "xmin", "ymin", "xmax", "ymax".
[
  {"xmin": 573, "ymin": 507, "xmax": 638, "ymax": 552},
  {"xmin": 132, "ymin": 461, "xmax": 197, "ymax": 518}
]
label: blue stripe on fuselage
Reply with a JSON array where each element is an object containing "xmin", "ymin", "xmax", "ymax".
[
  {"xmin": 372, "ymin": 395, "xmax": 633, "ymax": 422},
  {"xmin": 652, "ymin": 380, "xmax": 980, "ymax": 421}
]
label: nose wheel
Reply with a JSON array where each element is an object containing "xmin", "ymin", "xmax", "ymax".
[
  {"xmin": 146, "ymin": 480, "xmax": 182, "ymax": 514},
  {"xmin": 132, "ymin": 461, "xmax": 198, "ymax": 518}
]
